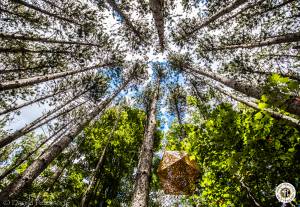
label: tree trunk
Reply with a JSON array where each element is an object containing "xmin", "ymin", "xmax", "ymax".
[
  {"xmin": 206, "ymin": 82, "xmax": 300, "ymax": 129},
  {"xmin": 0, "ymin": 89, "xmax": 87, "ymax": 148},
  {"xmin": 0, "ymin": 123, "xmax": 70, "ymax": 181},
  {"xmin": 0, "ymin": 78, "xmax": 130, "ymax": 201},
  {"xmin": 174, "ymin": 99, "xmax": 185, "ymax": 141},
  {"xmin": 0, "ymin": 47, "xmax": 70, "ymax": 54},
  {"xmin": 205, "ymin": 32, "xmax": 300, "ymax": 51},
  {"xmin": 81, "ymin": 109, "xmax": 121, "ymax": 207},
  {"xmin": 132, "ymin": 78, "xmax": 160, "ymax": 207},
  {"xmin": 11, "ymin": 0, "xmax": 81, "ymax": 26},
  {"xmin": 0, "ymin": 33, "xmax": 105, "ymax": 47},
  {"xmin": 149, "ymin": 0, "xmax": 164, "ymax": 51},
  {"xmin": 0, "ymin": 88, "xmax": 68, "ymax": 116},
  {"xmin": 214, "ymin": 0, "xmax": 266, "ymax": 28},
  {"xmin": 184, "ymin": 0, "xmax": 247, "ymax": 38},
  {"xmin": 0, "ymin": 62, "xmax": 110, "ymax": 91},
  {"xmin": 106, "ymin": 0, "xmax": 143, "ymax": 41},
  {"xmin": 186, "ymin": 67, "xmax": 300, "ymax": 116}
]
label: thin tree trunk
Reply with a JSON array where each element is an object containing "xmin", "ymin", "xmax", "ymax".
[
  {"xmin": 81, "ymin": 110, "xmax": 121, "ymax": 207},
  {"xmin": 0, "ymin": 89, "xmax": 87, "ymax": 148},
  {"xmin": 34, "ymin": 137, "xmax": 84, "ymax": 207},
  {"xmin": 0, "ymin": 123, "xmax": 70, "ymax": 181},
  {"xmin": 0, "ymin": 78, "xmax": 131, "ymax": 200},
  {"xmin": 106, "ymin": 0, "xmax": 144, "ymax": 41},
  {"xmin": 214, "ymin": 0, "xmax": 266, "ymax": 28},
  {"xmin": 206, "ymin": 82, "xmax": 300, "ymax": 129},
  {"xmin": 149, "ymin": 0, "xmax": 164, "ymax": 51},
  {"xmin": 0, "ymin": 47, "xmax": 71, "ymax": 54},
  {"xmin": 174, "ymin": 99, "xmax": 185, "ymax": 141},
  {"xmin": 0, "ymin": 33, "xmax": 105, "ymax": 47},
  {"xmin": 11, "ymin": 0, "xmax": 81, "ymax": 26},
  {"xmin": 132, "ymin": 78, "xmax": 160, "ymax": 207},
  {"xmin": 0, "ymin": 87, "xmax": 69, "ymax": 116},
  {"xmin": 184, "ymin": 0, "xmax": 247, "ymax": 38},
  {"xmin": 186, "ymin": 67, "xmax": 300, "ymax": 116},
  {"xmin": 258, "ymin": 54, "xmax": 300, "ymax": 59},
  {"xmin": 0, "ymin": 62, "xmax": 110, "ymax": 91},
  {"xmin": 205, "ymin": 32, "xmax": 300, "ymax": 51},
  {"xmin": 0, "ymin": 63, "xmax": 58, "ymax": 74}
]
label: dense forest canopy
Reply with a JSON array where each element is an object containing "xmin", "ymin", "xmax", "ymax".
[{"xmin": 0, "ymin": 0, "xmax": 299, "ymax": 206}]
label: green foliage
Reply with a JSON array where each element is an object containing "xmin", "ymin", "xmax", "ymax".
[{"xmin": 166, "ymin": 103, "xmax": 300, "ymax": 206}]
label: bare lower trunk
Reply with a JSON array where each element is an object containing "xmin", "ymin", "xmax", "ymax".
[
  {"xmin": 205, "ymin": 32, "xmax": 300, "ymax": 51},
  {"xmin": 132, "ymin": 79, "xmax": 160, "ymax": 207},
  {"xmin": 11, "ymin": 0, "xmax": 81, "ymax": 26},
  {"xmin": 0, "ymin": 89, "xmax": 87, "ymax": 148},
  {"xmin": 0, "ymin": 63, "xmax": 110, "ymax": 91},
  {"xmin": 0, "ymin": 33, "xmax": 105, "ymax": 47},
  {"xmin": 81, "ymin": 110, "xmax": 121, "ymax": 207},
  {"xmin": 0, "ymin": 78, "xmax": 130, "ymax": 200},
  {"xmin": 184, "ymin": 0, "xmax": 247, "ymax": 38},
  {"xmin": 187, "ymin": 67, "xmax": 300, "ymax": 116},
  {"xmin": 150, "ymin": 0, "xmax": 164, "ymax": 50}
]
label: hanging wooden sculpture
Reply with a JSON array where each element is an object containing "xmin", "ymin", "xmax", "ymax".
[{"xmin": 157, "ymin": 151, "xmax": 200, "ymax": 195}]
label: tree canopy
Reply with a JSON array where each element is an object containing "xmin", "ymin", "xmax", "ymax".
[{"xmin": 0, "ymin": 0, "xmax": 299, "ymax": 206}]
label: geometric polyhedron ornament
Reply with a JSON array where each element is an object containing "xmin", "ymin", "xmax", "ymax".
[{"xmin": 157, "ymin": 151, "xmax": 200, "ymax": 195}]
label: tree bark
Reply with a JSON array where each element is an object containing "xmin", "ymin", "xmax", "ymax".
[
  {"xmin": 106, "ymin": 0, "xmax": 144, "ymax": 41},
  {"xmin": 0, "ymin": 78, "xmax": 130, "ymax": 200},
  {"xmin": 206, "ymin": 81, "xmax": 300, "ymax": 129},
  {"xmin": 184, "ymin": 0, "xmax": 247, "ymax": 38},
  {"xmin": 0, "ymin": 47, "xmax": 70, "ymax": 54},
  {"xmin": 0, "ymin": 123, "xmax": 70, "ymax": 181},
  {"xmin": 186, "ymin": 67, "xmax": 300, "ymax": 116},
  {"xmin": 132, "ymin": 78, "xmax": 160, "ymax": 207},
  {"xmin": 0, "ymin": 62, "xmax": 110, "ymax": 91},
  {"xmin": 0, "ymin": 89, "xmax": 87, "ymax": 148},
  {"xmin": 205, "ymin": 32, "xmax": 300, "ymax": 51},
  {"xmin": 242, "ymin": 68, "xmax": 300, "ymax": 82},
  {"xmin": 0, "ymin": 88, "xmax": 68, "ymax": 116},
  {"xmin": 214, "ymin": 0, "xmax": 266, "ymax": 28},
  {"xmin": 81, "ymin": 110, "xmax": 121, "ymax": 207},
  {"xmin": 0, "ymin": 33, "xmax": 105, "ymax": 47},
  {"xmin": 149, "ymin": 0, "xmax": 164, "ymax": 51},
  {"xmin": 11, "ymin": 0, "xmax": 81, "ymax": 26}
]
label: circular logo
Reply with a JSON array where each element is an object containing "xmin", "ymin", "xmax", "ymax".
[{"xmin": 275, "ymin": 183, "xmax": 296, "ymax": 203}]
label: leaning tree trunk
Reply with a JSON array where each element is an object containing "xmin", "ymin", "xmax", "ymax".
[
  {"xmin": 132, "ymin": 78, "xmax": 160, "ymax": 207},
  {"xmin": 183, "ymin": 0, "xmax": 247, "ymax": 38},
  {"xmin": 214, "ymin": 0, "xmax": 266, "ymax": 28},
  {"xmin": 242, "ymin": 68, "xmax": 300, "ymax": 82},
  {"xmin": 0, "ymin": 78, "xmax": 131, "ymax": 201},
  {"xmin": 11, "ymin": 0, "xmax": 81, "ymax": 25},
  {"xmin": 205, "ymin": 82, "xmax": 300, "ymax": 129},
  {"xmin": 186, "ymin": 67, "xmax": 300, "ymax": 117},
  {"xmin": 0, "ymin": 47, "xmax": 71, "ymax": 54},
  {"xmin": 0, "ymin": 123, "xmax": 70, "ymax": 181},
  {"xmin": 205, "ymin": 32, "xmax": 300, "ymax": 51},
  {"xmin": 0, "ymin": 89, "xmax": 88, "ymax": 148},
  {"xmin": 174, "ymin": 99, "xmax": 185, "ymax": 141},
  {"xmin": 0, "ymin": 62, "xmax": 110, "ymax": 91},
  {"xmin": 150, "ymin": 0, "xmax": 165, "ymax": 50},
  {"xmin": 0, "ymin": 33, "xmax": 105, "ymax": 47},
  {"xmin": 0, "ymin": 87, "xmax": 69, "ymax": 116},
  {"xmin": 106, "ymin": 0, "xmax": 143, "ymax": 41},
  {"xmin": 81, "ymin": 110, "xmax": 121, "ymax": 207}
]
